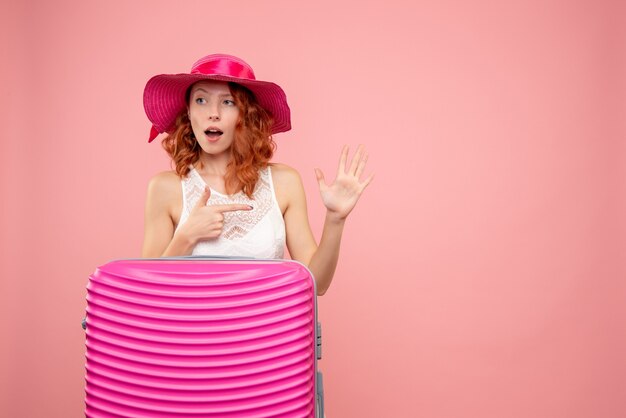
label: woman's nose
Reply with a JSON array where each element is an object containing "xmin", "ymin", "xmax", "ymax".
[{"xmin": 207, "ymin": 101, "xmax": 220, "ymax": 120}]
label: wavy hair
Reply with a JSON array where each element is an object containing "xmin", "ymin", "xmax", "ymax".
[{"xmin": 161, "ymin": 82, "xmax": 276, "ymax": 198}]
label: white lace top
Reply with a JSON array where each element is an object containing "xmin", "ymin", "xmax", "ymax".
[{"xmin": 175, "ymin": 165, "xmax": 286, "ymax": 259}]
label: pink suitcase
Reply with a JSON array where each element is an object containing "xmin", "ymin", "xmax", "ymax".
[{"xmin": 83, "ymin": 256, "xmax": 324, "ymax": 417}]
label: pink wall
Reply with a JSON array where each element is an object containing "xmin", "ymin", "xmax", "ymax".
[{"xmin": 1, "ymin": 0, "xmax": 624, "ymax": 417}]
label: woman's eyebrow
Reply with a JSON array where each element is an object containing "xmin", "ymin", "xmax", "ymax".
[{"xmin": 191, "ymin": 88, "xmax": 233, "ymax": 97}]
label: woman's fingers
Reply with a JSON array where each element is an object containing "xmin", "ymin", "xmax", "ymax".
[
  {"xmin": 188, "ymin": 197, "xmax": 254, "ymax": 241},
  {"xmin": 347, "ymin": 144, "xmax": 365, "ymax": 176},
  {"xmin": 315, "ymin": 168, "xmax": 327, "ymax": 190},
  {"xmin": 359, "ymin": 173, "xmax": 374, "ymax": 192},
  {"xmin": 338, "ymin": 145, "xmax": 349, "ymax": 174},
  {"xmin": 355, "ymin": 152, "xmax": 368, "ymax": 179},
  {"xmin": 193, "ymin": 186, "xmax": 211, "ymax": 210},
  {"xmin": 210, "ymin": 203, "xmax": 253, "ymax": 213}
]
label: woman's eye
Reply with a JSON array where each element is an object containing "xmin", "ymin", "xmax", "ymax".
[
  {"xmin": 195, "ymin": 97, "xmax": 206, "ymax": 104},
  {"xmin": 223, "ymin": 99, "xmax": 236, "ymax": 106}
]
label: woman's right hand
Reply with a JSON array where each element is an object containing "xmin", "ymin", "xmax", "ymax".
[{"xmin": 178, "ymin": 186, "xmax": 252, "ymax": 244}]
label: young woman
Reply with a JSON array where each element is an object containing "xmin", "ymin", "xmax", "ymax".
[{"xmin": 141, "ymin": 54, "xmax": 372, "ymax": 296}]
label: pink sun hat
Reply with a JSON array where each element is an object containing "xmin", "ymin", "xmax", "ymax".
[{"xmin": 143, "ymin": 53, "xmax": 291, "ymax": 142}]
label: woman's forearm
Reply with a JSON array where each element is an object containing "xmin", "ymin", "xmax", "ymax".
[
  {"xmin": 307, "ymin": 212, "xmax": 346, "ymax": 295},
  {"xmin": 160, "ymin": 230, "xmax": 196, "ymax": 257}
]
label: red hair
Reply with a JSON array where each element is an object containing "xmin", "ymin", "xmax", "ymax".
[{"xmin": 161, "ymin": 82, "xmax": 276, "ymax": 198}]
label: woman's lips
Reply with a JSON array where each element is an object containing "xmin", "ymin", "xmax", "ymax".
[
  {"xmin": 205, "ymin": 132, "xmax": 222, "ymax": 142},
  {"xmin": 204, "ymin": 129, "xmax": 223, "ymax": 142}
]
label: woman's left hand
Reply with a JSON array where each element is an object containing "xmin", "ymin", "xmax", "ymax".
[{"xmin": 315, "ymin": 144, "xmax": 374, "ymax": 221}]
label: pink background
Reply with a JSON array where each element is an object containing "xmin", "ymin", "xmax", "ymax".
[{"xmin": 1, "ymin": 0, "xmax": 625, "ymax": 417}]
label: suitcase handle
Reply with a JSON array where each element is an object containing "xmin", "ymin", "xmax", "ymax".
[{"xmin": 157, "ymin": 255, "xmax": 259, "ymax": 261}]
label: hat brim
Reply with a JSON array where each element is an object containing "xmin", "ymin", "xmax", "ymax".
[{"xmin": 143, "ymin": 73, "xmax": 291, "ymax": 141}]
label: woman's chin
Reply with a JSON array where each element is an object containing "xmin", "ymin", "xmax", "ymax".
[{"xmin": 199, "ymin": 143, "xmax": 232, "ymax": 156}]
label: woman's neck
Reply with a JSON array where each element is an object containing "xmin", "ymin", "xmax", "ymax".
[{"xmin": 195, "ymin": 151, "xmax": 231, "ymax": 176}]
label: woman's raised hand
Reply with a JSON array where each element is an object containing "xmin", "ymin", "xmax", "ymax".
[
  {"xmin": 179, "ymin": 187, "xmax": 252, "ymax": 243},
  {"xmin": 315, "ymin": 144, "xmax": 373, "ymax": 221}
]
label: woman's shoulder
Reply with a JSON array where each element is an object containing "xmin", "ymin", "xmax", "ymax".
[
  {"xmin": 268, "ymin": 163, "xmax": 306, "ymax": 212},
  {"xmin": 148, "ymin": 170, "xmax": 181, "ymax": 188},
  {"xmin": 146, "ymin": 170, "xmax": 182, "ymax": 204},
  {"xmin": 268, "ymin": 163, "xmax": 303, "ymax": 188},
  {"xmin": 268, "ymin": 163, "xmax": 300, "ymax": 180}
]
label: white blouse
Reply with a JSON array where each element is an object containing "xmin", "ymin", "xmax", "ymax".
[{"xmin": 175, "ymin": 165, "xmax": 286, "ymax": 259}]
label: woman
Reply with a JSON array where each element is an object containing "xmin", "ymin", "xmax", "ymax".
[{"xmin": 141, "ymin": 54, "xmax": 372, "ymax": 296}]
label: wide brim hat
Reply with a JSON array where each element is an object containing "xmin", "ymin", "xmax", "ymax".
[{"xmin": 143, "ymin": 54, "xmax": 291, "ymax": 142}]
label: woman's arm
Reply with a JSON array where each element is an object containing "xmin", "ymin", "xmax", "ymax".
[
  {"xmin": 278, "ymin": 145, "xmax": 372, "ymax": 295},
  {"xmin": 142, "ymin": 172, "xmax": 253, "ymax": 258},
  {"xmin": 278, "ymin": 166, "xmax": 338, "ymax": 295},
  {"xmin": 142, "ymin": 172, "xmax": 194, "ymax": 258},
  {"xmin": 306, "ymin": 213, "xmax": 346, "ymax": 296}
]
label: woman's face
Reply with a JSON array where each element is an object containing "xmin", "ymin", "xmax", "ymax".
[{"xmin": 188, "ymin": 80, "xmax": 240, "ymax": 155}]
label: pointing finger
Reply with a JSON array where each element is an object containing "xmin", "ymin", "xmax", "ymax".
[{"xmin": 211, "ymin": 203, "xmax": 254, "ymax": 213}]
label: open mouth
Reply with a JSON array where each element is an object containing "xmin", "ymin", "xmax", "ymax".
[{"xmin": 204, "ymin": 129, "xmax": 223, "ymax": 139}]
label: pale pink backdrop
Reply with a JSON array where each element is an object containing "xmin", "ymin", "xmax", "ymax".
[{"xmin": 1, "ymin": 0, "xmax": 625, "ymax": 417}]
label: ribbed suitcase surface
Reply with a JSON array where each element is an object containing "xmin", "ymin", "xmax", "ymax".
[{"xmin": 84, "ymin": 258, "xmax": 322, "ymax": 418}]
